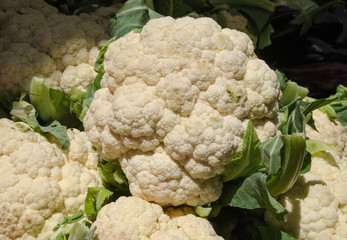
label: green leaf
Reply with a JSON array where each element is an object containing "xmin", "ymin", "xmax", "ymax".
[
  {"xmin": 10, "ymin": 93, "xmax": 36, "ymax": 121},
  {"xmin": 220, "ymin": 172, "xmax": 287, "ymax": 222},
  {"xmin": 152, "ymin": 0, "xmax": 194, "ymax": 17},
  {"xmin": 288, "ymin": 0, "xmax": 345, "ymax": 36},
  {"xmin": 280, "ymin": 81, "xmax": 308, "ymax": 107},
  {"xmin": 266, "ymin": 133, "xmax": 306, "ymax": 196},
  {"xmin": 53, "ymin": 210, "xmax": 84, "ymax": 231},
  {"xmin": 285, "ymin": 102, "xmax": 305, "ymax": 134},
  {"xmin": 29, "ymin": 77, "xmax": 81, "ymax": 128},
  {"xmin": 85, "ymin": 227, "xmax": 97, "ymax": 240},
  {"xmin": 259, "ymin": 136, "xmax": 284, "ymax": 176},
  {"xmin": 300, "ymin": 97, "xmax": 337, "ymax": 116},
  {"xmin": 26, "ymin": 118, "xmax": 70, "ymax": 152},
  {"xmin": 209, "ymin": 0, "xmax": 275, "ymax": 13},
  {"xmin": 9, "ymin": 94, "xmax": 70, "ymax": 152},
  {"xmin": 222, "ymin": 121, "xmax": 263, "ymax": 182},
  {"xmin": 257, "ymin": 23, "xmax": 273, "ymax": 49},
  {"xmin": 257, "ymin": 226, "xmax": 296, "ymax": 240},
  {"xmin": 108, "ymin": 0, "xmax": 159, "ymax": 39},
  {"xmin": 84, "ymin": 187, "xmax": 113, "ymax": 219},
  {"xmin": 194, "ymin": 205, "xmax": 213, "ymax": 218},
  {"xmin": 49, "ymin": 210, "xmax": 93, "ymax": 240},
  {"xmin": 329, "ymin": 85, "xmax": 347, "ymax": 130},
  {"xmin": 97, "ymin": 160, "xmax": 130, "ymax": 193},
  {"xmin": 306, "ymin": 139, "xmax": 342, "ymax": 155},
  {"xmin": 300, "ymin": 151, "xmax": 311, "ymax": 174},
  {"xmin": 275, "ymin": 70, "xmax": 288, "ymax": 92}
]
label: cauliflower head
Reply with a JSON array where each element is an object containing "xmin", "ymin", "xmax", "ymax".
[
  {"xmin": 264, "ymin": 174, "xmax": 342, "ymax": 240},
  {"xmin": 83, "ymin": 16, "xmax": 282, "ymax": 206},
  {"xmin": 0, "ymin": 0, "xmax": 117, "ymax": 94},
  {"xmin": 0, "ymin": 118, "xmax": 102, "ymax": 240},
  {"xmin": 92, "ymin": 196, "xmax": 223, "ymax": 240}
]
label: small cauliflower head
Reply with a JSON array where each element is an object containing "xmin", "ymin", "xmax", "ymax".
[
  {"xmin": 0, "ymin": 118, "xmax": 102, "ymax": 240},
  {"xmin": 264, "ymin": 174, "xmax": 341, "ymax": 240},
  {"xmin": 92, "ymin": 196, "xmax": 223, "ymax": 240},
  {"xmin": 84, "ymin": 16, "xmax": 281, "ymax": 206}
]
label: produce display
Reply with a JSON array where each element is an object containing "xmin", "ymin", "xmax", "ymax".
[{"xmin": 0, "ymin": 0, "xmax": 346, "ymax": 240}]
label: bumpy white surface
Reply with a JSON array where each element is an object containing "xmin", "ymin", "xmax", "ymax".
[
  {"xmin": 0, "ymin": 0, "xmax": 118, "ymax": 94},
  {"xmin": 84, "ymin": 16, "xmax": 282, "ymax": 206},
  {"xmin": 264, "ymin": 174, "xmax": 340, "ymax": 240},
  {"xmin": 92, "ymin": 196, "xmax": 223, "ymax": 240},
  {"xmin": 0, "ymin": 119, "xmax": 102, "ymax": 240},
  {"xmin": 306, "ymin": 109, "xmax": 347, "ymax": 152}
]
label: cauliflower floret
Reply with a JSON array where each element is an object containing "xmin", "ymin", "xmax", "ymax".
[
  {"xmin": 92, "ymin": 196, "xmax": 223, "ymax": 240},
  {"xmin": 306, "ymin": 109, "xmax": 346, "ymax": 152},
  {"xmin": 0, "ymin": 0, "xmax": 119, "ymax": 94},
  {"xmin": 0, "ymin": 118, "xmax": 102, "ymax": 240},
  {"xmin": 84, "ymin": 16, "xmax": 282, "ymax": 206},
  {"xmin": 264, "ymin": 174, "xmax": 341, "ymax": 240},
  {"xmin": 120, "ymin": 146, "xmax": 222, "ymax": 206}
]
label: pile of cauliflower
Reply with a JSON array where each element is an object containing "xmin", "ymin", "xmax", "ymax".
[
  {"xmin": 1, "ymin": 0, "xmax": 347, "ymax": 239},
  {"xmin": 0, "ymin": 0, "xmax": 118, "ymax": 94},
  {"xmin": 0, "ymin": 118, "xmax": 102, "ymax": 239}
]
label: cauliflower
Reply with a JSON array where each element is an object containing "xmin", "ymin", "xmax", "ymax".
[
  {"xmin": 83, "ymin": 16, "xmax": 282, "ymax": 206},
  {"xmin": 92, "ymin": 196, "xmax": 223, "ymax": 240},
  {"xmin": 218, "ymin": 10, "xmax": 257, "ymax": 45},
  {"xmin": 306, "ymin": 109, "xmax": 347, "ymax": 152},
  {"xmin": 264, "ymin": 109, "xmax": 347, "ymax": 240},
  {"xmin": 0, "ymin": 0, "xmax": 119, "ymax": 94},
  {"xmin": 264, "ymin": 174, "xmax": 343, "ymax": 240},
  {"xmin": 0, "ymin": 118, "xmax": 102, "ymax": 240}
]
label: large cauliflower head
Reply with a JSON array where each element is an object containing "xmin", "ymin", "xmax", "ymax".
[
  {"xmin": 92, "ymin": 196, "xmax": 223, "ymax": 240},
  {"xmin": 0, "ymin": 118, "xmax": 102, "ymax": 240},
  {"xmin": 84, "ymin": 16, "xmax": 281, "ymax": 206}
]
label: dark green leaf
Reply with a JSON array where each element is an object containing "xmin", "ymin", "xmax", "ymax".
[
  {"xmin": 26, "ymin": 118, "xmax": 70, "ymax": 152},
  {"xmin": 208, "ymin": 0, "xmax": 275, "ymax": 12},
  {"xmin": 285, "ymin": 102, "xmax": 305, "ymax": 134},
  {"xmin": 329, "ymin": 85, "xmax": 347, "ymax": 130},
  {"xmin": 257, "ymin": 23, "xmax": 273, "ymax": 49},
  {"xmin": 259, "ymin": 136, "xmax": 284, "ymax": 175},
  {"xmin": 258, "ymin": 226, "xmax": 296, "ymax": 240},
  {"xmin": 220, "ymin": 173, "xmax": 287, "ymax": 221},
  {"xmin": 152, "ymin": 0, "xmax": 193, "ymax": 17},
  {"xmin": 289, "ymin": 0, "xmax": 345, "ymax": 36},
  {"xmin": 300, "ymin": 151, "xmax": 311, "ymax": 174}
]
